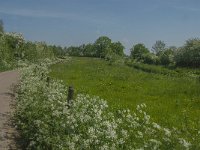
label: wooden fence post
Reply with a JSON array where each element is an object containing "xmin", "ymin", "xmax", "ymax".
[
  {"xmin": 46, "ymin": 77, "xmax": 50, "ymax": 87},
  {"xmin": 67, "ymin": 86, "xmax": 74, "ymax": 107}
]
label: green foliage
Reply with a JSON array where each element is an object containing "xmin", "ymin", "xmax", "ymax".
[
  {"xmin": 142, "ymin": 53, "xmax": 159, "ymax": 64},
  {"xmin": 21, "ymin": 41, "xmax": 55, "ymax": 63},
  {"xmin": 128, "ymin": 62, "xmax": 178, "ymax": 76},
  {"xmin": 0, "ymin": 32, "xmax": 24, "ymax": 69},
  {"xmin": 83, "ymin": 43, "xmax": 95, "ymax": 57},
  {"xmin": 0, "ymin": 31, "xmax": 63, "ymax": 71},
  {"xmin": 65, "ymin": 36, "xmax": 124, "ymax": 59},
  {"xmin": 105, "ymin": 51, "xmax": 124, "ymax": 65},
  {"xmin": 152, "ymin": 40, "xmax": 166, "ymax": 55},
  {"xmin": 48, "ymin": 45, "xmax": 65, "ymax": 58},
  {"xmin": 94, "ymin": 36, "xmax": 112, "ymax": 58},
  {"xmin": 16, "ymin": 62, "xmax": 199, "ymax": 149},
  {"xmin": 50, "ymin": 57, "xmax": 200, "ymax": 135},
  {"xmin": 67, "ymin": 46, "xmax": 82, "ymax": 56},
  {"xmin": 159, "ymin": 48, "xmax": 175, "ymax": 66},
  {"xmin": 174, "ymin": 38, "xmax": 200, "ymax": 67},
  {"xmin": 111, "ymin": 41, "xmax": 124, "ymax": 56},
  {"xmin": 0, "ymin": 20, "xmax": 65, "ymax": 71},
  {"xmin": 0, "ymin": 19, "xmax": 4, "ymax": 33},
  {"xmin": 129, "ymin": 42, "xmax": 176, "ymax": 67},
  {"xmin": 130, "ymin": 43, "xmax": 149, "ymax": 61}
]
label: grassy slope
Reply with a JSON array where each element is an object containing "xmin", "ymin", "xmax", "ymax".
[{"xmin": 50, "ymin": 57, "xmax": 200, "ymax": 129}]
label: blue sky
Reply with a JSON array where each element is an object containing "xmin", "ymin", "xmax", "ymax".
[{"xmin": 0, "ymin": 0, "xmax": 200, "ymax": 53}]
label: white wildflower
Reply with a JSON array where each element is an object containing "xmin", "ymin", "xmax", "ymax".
[
  {"xmin": 152, "ymin": 122, "xmax": 161, "ymax": 130},
  {"xmin": 179, "ymin": 138, "xmax": 191, "ymax": 150}
]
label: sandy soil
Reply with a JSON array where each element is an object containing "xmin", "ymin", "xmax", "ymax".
[{"xmin": 0, "ymin": 70, "xmax": 20, "ymax": 149}]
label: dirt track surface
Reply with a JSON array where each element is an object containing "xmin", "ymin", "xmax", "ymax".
[{"xmin": 0, "ymin": 70, "xmax": 20, "ymax": 149}]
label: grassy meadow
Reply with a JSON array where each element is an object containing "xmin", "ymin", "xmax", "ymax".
[{"xmin": 50, "ymin": 57, "xmax": 200, "ymax": 130}]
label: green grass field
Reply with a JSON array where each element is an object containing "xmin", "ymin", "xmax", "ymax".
[{"xmin": 50, "ymin": 57, "xmax": 200, "ymax": 130}]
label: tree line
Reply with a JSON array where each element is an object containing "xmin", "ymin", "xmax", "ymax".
[
  {"xmin": 1, "ymin": 19, "xmax": 200, "ymax": 68},
  {"xmin": 130, "ymin": 39, "xmax": 200, "ymax": 67},
  {"xmin": 65, "ymin": 36, "xmax": 200, "ymax": 68},
  {"xmin": 66, "ymin": 36, "xmax": 124, "ymax": 58}
]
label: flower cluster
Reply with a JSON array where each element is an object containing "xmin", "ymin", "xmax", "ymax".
[{"xmin": 14, "ymin": 63, "xmax": 197, "ymax": 149}]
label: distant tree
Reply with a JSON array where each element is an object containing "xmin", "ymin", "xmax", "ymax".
[
  {"xmin": 78, "ymin": 44, "xmax": 86, "ymax": 56},
  {"xmin": 159, "ymin": 48, "xmax": 175, "ymax": 66},
  {"xmin": 49, "ymin": 45, "xmax": 65, "ymax": 57},
  {"xmin": 174, "ymin": 38, "xmax": 200, "ymax": 67},
  {"xmin": 0, "ymin": 19, "xmax": 4, "ymax": 33},
  {"xmin": 168, "ymin": 46, "xmax": 177, "ymax": 52},
  {"xmin": 22, "ymin": 41, "xmax": 37, "ymax": 62},
  {"xmin": 66, "ymin": 46, "xmax": 82, "ymax": 56},
  {"xmin": 142, "ymin": 53, "xmax": 159, "ymax": 64},
  {"xmin": 152, "ymin": 40, "xmax": 166, "ymax": 55},
  {"xmin": 111, "ymin": 41, "xmax": 124, "ymax": 56},
  {"xmin": 94, "ymin": 36, "xmax": 112, "ymax": 58},
  {"xmin": 130, "ymin": 43, "xmax": 149, "ymax": 61},
  {"xmin": 83, "ymin": 43, "xmax": 95, "ymax": 57}
]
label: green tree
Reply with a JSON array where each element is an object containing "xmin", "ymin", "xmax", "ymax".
[
  {"xmin": 130, "ymin": 43, "xmax": 149, "ymax": 61},
  {"xmin": 48, "ymin": 45, "xmax": 65, "ymax": 57},
  {"xmin": 0, "ymin": 19, "xmax": 4, "ymax": 33},
  {"xmin": 66, "ymin": 46, "xmax": 82, "ymax": 56},
  {"xmin": 174, "ymin": 38, "xmax": 200, "ymax": 67},
  {"xmin": 111, "ymin": 41, "xmax": 124, "ymax": 56},
  {"xmin": 94, "ymin": 36, "xmax": 112, "ymax": 58},
  {"xmin": 22, "ymin": 41, "xmax": 37, "ymax": 62},
  {"xmin": 83, "ymin": 43, "xmax": 95, "ymax": 57},
  {"xmin": 152, "ymin": 40, "xmax": 166, "ymax": 55},
  {"xmin": 159, "ymin": 48, "xmax": 175, "ymax": 66},
  {"xmin": 142, "ymin": 53, "xmax": 159, "ymax": 64}
]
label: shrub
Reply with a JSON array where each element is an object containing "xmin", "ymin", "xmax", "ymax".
[
  {"xmin": 159, "ymin": 49, "xmax": 175, "ymax": 66},
  {"xmin": 174, "ymin": 38, "xmax": 200, "ymax": 67},
  {"xmin": 0, "ymin": 32, "xmax": 24, "ymax": 69},
  {"xmin": 130, "ymin": 43, "xmax": 149, "ymax": 61},
  {"xmin": 0, "ymin": 32, "xmax": 57, "ymax": 71},
  {"xmin": 105, "ymin": 52, "xmax": 124, "ymax": 65},
  {"xmin": 142, "ymin": 53, "xmax": 159, "ymax": 64}
]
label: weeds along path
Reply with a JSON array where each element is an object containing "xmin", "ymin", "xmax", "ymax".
[{"xmin": 0, "ymin": 70, "xmax": 20, "ymax": 149}]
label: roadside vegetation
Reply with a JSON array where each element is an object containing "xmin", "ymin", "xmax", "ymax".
[
  {"xmin": 1, "ymin": 19, "xmax": 200, "ymax": 149},
  {"xmin": 0, "ymin": 20, "xmax": 65, "ymax": 72},
  {"xmin": 15, "ymin": 63, "xmax": 198, "ymax": 149}
]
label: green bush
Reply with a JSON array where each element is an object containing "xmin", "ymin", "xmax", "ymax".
[
  {"xmin": 130, "ymin": 43, "xmax": 149, "ymax": 61},
  {"xmin": 0, "ymin": 32, "xmax": 58, "ymax": 71},
  {"xmin": 174, "ymin": 38, "xmax": 200, "ymax": 67},
  {"xmin": 159, "ymin": 49, "xmax": 175, "ymax": 66},
  {"xmin": 0, "ymin": 32, "xmax": 24, "ymax": 69},
  {"xmin": 142, "ymin": 53, "xmax": 159, "ymax": 64}
]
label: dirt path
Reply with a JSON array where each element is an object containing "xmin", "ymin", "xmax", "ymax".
[{"xmin": 0, "ymin": 70, "xmax": 20, "ymax": 149}]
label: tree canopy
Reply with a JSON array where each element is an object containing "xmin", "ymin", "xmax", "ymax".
[
  {"xmin": 152, "ymin": 40, "xmax": 166, "ymax": 55},
  {"xmin": 174, "ymin": 38, "xmax": 200, "ymax": 67},
  {"xmin": 94, "ymin": 36, "xmax": 112, "ymax": 58},
  {"xmin": 0, "ymin": 19, "xmax": 4, "ymax": 33},
  {"xmin": 130, "ymin": 43, "xmax": 149, "ymax": 61}
]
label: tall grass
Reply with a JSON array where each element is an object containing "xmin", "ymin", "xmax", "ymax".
[{"xmin": 50, "ymin": 57, "xmax": 200, "ymax": 132}]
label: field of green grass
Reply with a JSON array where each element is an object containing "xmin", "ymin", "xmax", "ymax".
[{"xmin": 50, "ymin": 57, "xmax": 200, "ymax": 130}]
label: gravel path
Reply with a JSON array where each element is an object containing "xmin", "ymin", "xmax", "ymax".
[{"xmin": 0, "ymin": 70, "xmax": 20, "ymax": 149}]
